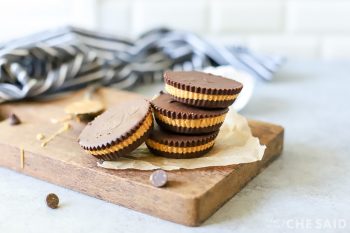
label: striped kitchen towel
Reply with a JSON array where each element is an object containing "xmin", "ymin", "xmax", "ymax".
[{"xmin": 0, "ymin": 26, "xmax": 283, "ymax": 102}]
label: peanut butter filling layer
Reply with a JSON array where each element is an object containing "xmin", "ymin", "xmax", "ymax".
[
  {"xmin": 146, "ymin": 139, "xmax": 215, "ymax": 154},
  {"xmin": 155, "ymin": 111, "xmax": 226, "ymax": 128},
  {"xmin": 165, "ymin": 84, "xmax": 238, "ymax": 101},
  {"xmin": 86, "ymin": 112, "xmax": 153, "ymax": 156}
]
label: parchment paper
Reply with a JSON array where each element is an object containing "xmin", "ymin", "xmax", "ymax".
[{"xmin": 98, "ymin": 110, "xmax": 266, "ymax": 171}]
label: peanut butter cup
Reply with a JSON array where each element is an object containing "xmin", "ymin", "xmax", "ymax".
[
  {"xmin": 78, "ymin": 98, "xmax": 153, "ymax": 161},
  {"xmin": 164, "ymin": 71, "xmax": 243, "ymax": 109},
  {"xmin": 145, "ymin": 126, "xmax": 219, "ymax": 159},
  {"xmin": 152, "ymin": 92, "xmax": 228, "ymax": 134}
]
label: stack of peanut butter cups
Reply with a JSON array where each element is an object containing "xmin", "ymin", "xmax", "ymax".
[{"xmin": 145, "ymin": 71, "xmax": 243, "ymax": 159}]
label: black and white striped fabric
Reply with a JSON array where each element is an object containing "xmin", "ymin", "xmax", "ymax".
[{"xmin": 0, "ymin": 26, "xmax": 283, "ymax": 102}]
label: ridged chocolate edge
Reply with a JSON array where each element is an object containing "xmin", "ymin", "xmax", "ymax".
[
  {"xmin": 90, "ymin": 120, "xmax": 154, "ymax": 161},
  {"xmin": 151, "ymin": 101, "xmax": 228, "ymax": 119},
  {"xmin": 79, "ymin": 106, "xmax": 152, "ymax": 151},
  {"xmin": 170, "ymin": 96, "xmax": 237, "ymax": 109},
  {"xmin": 164, "ymin": 71, "xmax": 243, "ymax": 95},
  {"xmin": 155, "ymin": 118, "xmax": 224, "ymax": 135},
  {"xmin": 148, "ymin": 130, "xmax": 219, "ymax": 147},
  {"xmin": 147, "ymin": 145, "xmax": 214, "ymax": 159}
]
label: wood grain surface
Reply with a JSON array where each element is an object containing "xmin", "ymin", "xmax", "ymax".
[{"xmin": 0, "ymin": 88, "xmax": 284, "ymax": 226}]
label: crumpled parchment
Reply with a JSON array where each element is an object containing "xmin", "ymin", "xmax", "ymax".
[{"xmin": 98, "ymin": 110, "xmax": 266, "ymax": 171}]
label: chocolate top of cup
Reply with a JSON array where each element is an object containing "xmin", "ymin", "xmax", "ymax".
[
  {"xmin": 79, "ymin": 98, "xmax": 151, "ymax": 150},
  {"xmin": 152, "ymin": 93, "xmax": 228, "ymax": 119},
  {"xmin": 149, "ymin": 126, "xmax": 219, "ymax": 147},
  {"xmin": 164, "ymin": 71, "xmax": 243, "ymax": 94}
]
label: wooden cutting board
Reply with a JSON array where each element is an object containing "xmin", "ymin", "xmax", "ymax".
[{"xmin": 0, "ymin": 88, "xmax": 284, "ymax": 226}]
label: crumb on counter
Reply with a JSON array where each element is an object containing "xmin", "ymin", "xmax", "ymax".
[
  {"xmin": 36, "ymin": 133, "xmax": 45, "ymax": 141},
  {"xmin": 41, "ymin": 122, "xmax": 72, "ymax": 147},
  {"xmin": 50, "ymin": 114, "xmax": 73, "ymax": 124}
]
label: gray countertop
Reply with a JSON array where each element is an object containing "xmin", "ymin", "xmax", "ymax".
[{"xmin": 0, "ymin": 60, "xmax": 349, "ymax": 232}]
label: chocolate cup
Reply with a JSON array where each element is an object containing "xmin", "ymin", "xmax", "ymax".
[
  {"xmin": 79, "ymin": 99, "xmax": 152, "ymax": 151},
  {"xmin": 163, "ymin": 71, "xmax": 243, "ymax": 109},
  {"xmin": 164, "ymin": 71, "xmax": 243, "ymax": 95},
  {"xmin": 151, "ymin": 92, "xmax": 229, "ymax": 118},
  {"xmin": 147, "ymin": 145, "xmax": 214, "ymax": 159},
  {"xmin": 92, "ymin": 120, "xmax": 153, "ymax": 161},
  {"xmin": 155, "ymin": 118, "xmax": 224, "ymax": 135}
]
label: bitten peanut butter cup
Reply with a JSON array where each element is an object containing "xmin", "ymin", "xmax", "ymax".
[
  {"xmin": 152, "ymin": 92, "xmax": 228, "ymax": 134},
  {"xmin": 145, "ymin": 126, "xmax": 219, "ymax": 159},
  {"xmin": 164, "ymin": 71, "xmax": 243, "ymax": 109},
  {"xmin": 78, "ymin": 98, "xmax": 153, "ymax": 161}
]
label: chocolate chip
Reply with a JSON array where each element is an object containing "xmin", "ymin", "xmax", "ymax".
[
  {"xmin": 46, "ymin": 193, "xmax": 59, "ymax": 209},
  {"xmin": 159, "ymin": 90, "xmax": 164, "ymax": 95},
  {"xmin": 8, "ymin": 113, "xmax": 21, "ymax": 125},
  {"xmin": 150, "ymin": 170, "xmax": 168, "ymax": 187}
]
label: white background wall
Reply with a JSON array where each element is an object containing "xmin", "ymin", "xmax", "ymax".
[{"xmin": 1, "ymin": 0, "xmax": 350, "ymax": 60}]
